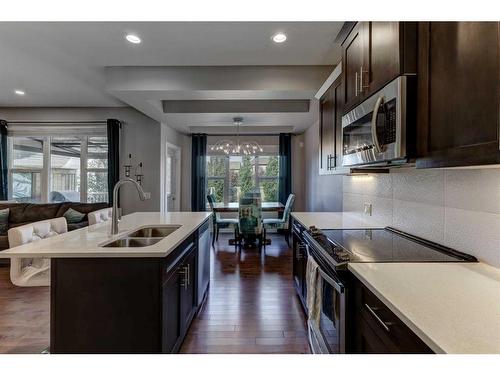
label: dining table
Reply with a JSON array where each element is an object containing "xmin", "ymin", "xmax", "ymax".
[
  {"xmin": 210, "ymin": 201, "xmax": 285, "ymax": 213},
  {"xmin": 208, "ymin": 201, "xmax": 285, "ymax": 247}
]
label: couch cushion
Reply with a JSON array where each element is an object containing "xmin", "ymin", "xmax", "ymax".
[
  {"xmin": 0, "ymin": 235, "xmax": 9, "ymax": 250},
  {"xmin": 5, "ymin": 203, "xmax": 62, "ymax": 225},
  {"xmin": 0, "ymin": 208, "xmax": 9, "ymax": 235},
  {"xmin": 63, "ymin": 208, "xmax": 86, "ymax": 224},
  {"xmin": 56, "ymin": 202, "xmax": 109, "ymax": 220},
  {"xmin": 68, "ymin": 221, "xmax": 89, "ymax": 231}
]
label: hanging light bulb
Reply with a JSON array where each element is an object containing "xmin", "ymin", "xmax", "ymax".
[{"xmin": 209, "ymin": 117, "xmax": 263, "ymax": 156}]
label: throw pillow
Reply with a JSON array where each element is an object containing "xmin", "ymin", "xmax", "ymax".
[
  {"xmin": 63, "ymin": 208, "xmax": 85, "ymax": 224},
  {"xmin": 0, "ymin": 208, "xmax": 9, "ymax": 235}
]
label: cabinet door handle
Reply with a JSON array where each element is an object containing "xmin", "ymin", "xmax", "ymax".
[
  {"xmin": 186, "ymin": 264, "xmax": 190, "ymax": 287},
  {"xmin": 364, "ymin": 303, "xmax": 393, "ymax": 332},
  {"xmin": 355, "ymin": 72, "xmax": 359, "ymax": 97},
  {"xmin": 360, "ymin": 66, "xmax": 369, "ymax": 93},
  {"xmin": 179, "ymin": 266, "xmax": 188, "ymax": 290},
  {"xmin": 328, "ymin": 154, "xmax": 335, "ymax": 170}
]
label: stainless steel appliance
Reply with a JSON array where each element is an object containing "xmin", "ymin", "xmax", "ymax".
[
  {"xmin": 302, "ymin": 226, "xmax": 477, "ymax": 354},
  {"xmin": 342, "ymin": 76, "xmax": 416, "ymax": 167},
  {"xmin": 306, "ymin": 249, "xmax": 345, "ymax": 354},
  {"xmin": 197, "ymin": 220, "xmax": 211, "ymax": 306}
]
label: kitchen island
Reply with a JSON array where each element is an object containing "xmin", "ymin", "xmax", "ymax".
[{"xmin": 0, "ymin": 212, "xmax": 212, "ymax": 354}]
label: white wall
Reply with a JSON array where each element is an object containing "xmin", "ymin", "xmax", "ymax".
[
  {"xmin": 343, "ymin": 168, "xmax": 500, "ymax": 267},
  {"xmin": 161, "ymin": 123, "xmax": 191, "ymax": 212},
  {"xmin": 0, "ymin": 107, "xmax": 170, "ymax": 214}
]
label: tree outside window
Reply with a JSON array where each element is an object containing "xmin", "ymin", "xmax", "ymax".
[
  {"xmin": 261, "ymin": 156, "xmax": 279, "ymax": 202},
  {"xmin": 206, "ymin": 156, "xmax": 226, "ymax": 202},
  {"xmin": 206, "ymin": 153, "xmax": 279, "ymax": 204},
  {"xmin": 238, "ymin": 155, "xmax": 254, "ymax": 198}
]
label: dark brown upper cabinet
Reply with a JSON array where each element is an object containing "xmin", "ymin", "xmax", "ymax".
[
  {"xmin": 342, "ymin": 22, "xmax": 417, "ymax": 113},
  {"xmin": 319, "ymin": 75, "xmax": 345, "ymax": 175},
  {"xmin": 416, "ymin": 22, "xmax": 500, "ymax": 168},
  {"xmin": 342, "ymin": 22, "xmax": 367, "ymax": 111}
]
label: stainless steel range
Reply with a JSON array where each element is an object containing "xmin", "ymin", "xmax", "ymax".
[{"xmin": 302, "ymin": 226, "xmax": 477, "ymax": 354}]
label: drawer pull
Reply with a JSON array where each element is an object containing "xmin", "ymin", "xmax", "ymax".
[{"xmin": 364, "ymin": 303, "xmax": 393, "ymax": 332}]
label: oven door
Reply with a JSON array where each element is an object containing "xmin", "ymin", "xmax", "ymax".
[
  {"xmin": 306, "ymin": 247, "xmax": 346, "ymax": 354},
  {"xmin": 342, "ymin": 76, "xmax": 406, "ymax": 167}
]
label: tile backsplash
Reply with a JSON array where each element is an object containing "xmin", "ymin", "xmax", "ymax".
[{"xmin": 343, "ymin": 168, "xmax": 500, "ymax": 267}]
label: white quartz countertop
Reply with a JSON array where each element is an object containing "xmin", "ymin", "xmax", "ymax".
[
  {"xmin": 0, "ymin": 212, "xmax": 212, "ymax": 258},
  {"xmin": 291, "ymin": 211, "xmax": 389, "ymax": 229},
  {"xmin": 348, "ymin": 262, "xmax": 500, "ymax": 354}
]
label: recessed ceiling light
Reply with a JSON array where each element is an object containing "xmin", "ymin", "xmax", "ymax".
[
  {"xmin": 14, "ymin": 90, "xmax": 25, "ymax": 96},
  {"xmin": 272, "ymin": 32, "xmax": 287, "ymax": 43},
  {"xmin": 125, "ymin": 34, "xmax": 141, "ymax": 44}
]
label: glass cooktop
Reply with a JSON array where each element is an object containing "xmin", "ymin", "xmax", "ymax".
[{"xmin": 315, "ymin": 228, "xmax": 476, "ymax": 263}]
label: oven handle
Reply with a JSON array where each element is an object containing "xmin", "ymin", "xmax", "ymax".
[
  {"xmin": 317, "ymin": 267, "xmax": 345, "ymax": 294},
  {"xmin": 370, "ymin": 95, "xmax": 384, "ymax": 154},
  {"xmin": 304, "ymin": 243, "xmax": 345, "ymax": 294}
]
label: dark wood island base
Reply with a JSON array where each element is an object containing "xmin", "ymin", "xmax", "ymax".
[{"xmin": 50, "ymin": 228, "xmax": 207, "ymax": 354}]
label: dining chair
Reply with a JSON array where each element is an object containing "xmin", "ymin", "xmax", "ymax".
[
  {"xmin": 88, "ymin": 207, "xmax": 113, "ymax": 225},
  {"xmin": 7, "ymin": 217, "xmax": 68, "ymax": 287},
  {"xmin": 237, "ymin": 192, "xmax": 264, "ymax": 251},
  {"xmin": 263, "ymin": 193, "xmax": 295, "ymax": 247},
  {"xmin": 206, "ymin": 194, "xmax": 239, "ymax": 248}
]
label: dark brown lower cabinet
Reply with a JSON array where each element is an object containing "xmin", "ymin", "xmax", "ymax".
[
  {"xmin": 162, "ymin": 266, "xmax": 183, "ymax": 353},
  {"xmin": 51, "ymin": 227, "xmax": 205, "ymax": 354},
  {"xmin": 352, "ymin": 277, "xmax": 433, "ymax": 354},
  {"xmin": 162, "ymin": 244, "xmax": 197, "ymax": 353}
]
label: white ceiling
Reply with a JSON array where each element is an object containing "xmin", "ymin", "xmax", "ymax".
[{"xmin": 0, "ymin": 22, "xmax": 344, "ymax": 132}]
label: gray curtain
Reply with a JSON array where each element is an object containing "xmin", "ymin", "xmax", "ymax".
[
  {"xmin": 107, "ymin": 119, "xmax": 121, "ymax": 205},
  {"xmin": 191, "ymin": 134, "xmax": 207, "ymax": 211},
  {"xmin": 278, "ymin": 133, "xmax": 292, "ymax": 205},
  {"xmin": 0, "ymin": 120, "xmax": 7, "ymax": 200}
]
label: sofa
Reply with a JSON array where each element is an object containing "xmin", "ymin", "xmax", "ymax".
[{"xmin": 0, "ymin": 202, "xmax": 109, "ymax": 254}]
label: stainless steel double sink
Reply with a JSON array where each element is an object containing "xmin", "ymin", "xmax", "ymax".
[{"xmin": 101, "ymin": 225, "xmax": 181, "ymax": 248}]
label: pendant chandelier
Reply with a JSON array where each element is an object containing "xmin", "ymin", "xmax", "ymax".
[{"xmin": 210, "ymin": 117, "xmax": 263, "ymax": 155}]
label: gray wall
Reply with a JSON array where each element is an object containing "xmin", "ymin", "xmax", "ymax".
[
  {"xmin": 0, "ymin": 107, "xmax": 165, "ymax": 214},
  {"xmin": 291, "ymin": 134, "xmax": 306, "ymax": 211},
  {"xmin": 303, "ymin": 119, "xmax": 343, "ymax": 211}
]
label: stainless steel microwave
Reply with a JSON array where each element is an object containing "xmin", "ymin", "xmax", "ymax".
[{"xmin": 341, "ymin": 76, "xmax": 416, "ymax": 168}]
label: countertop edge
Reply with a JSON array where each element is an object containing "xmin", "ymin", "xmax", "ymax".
[
  {"xmin": 347, "ymin": 264, "xmax": 446, "ymax": 354},
  {"xmin": 0, "ymin": 213, "xmax": 212, "ymax": 259}
]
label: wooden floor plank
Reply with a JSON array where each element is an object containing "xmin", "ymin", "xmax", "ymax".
[
  {"xmin": 0, "ymin": 233, "xmax": 309, "ymax": 354},
  {"xmin": 180, "ymin": 233, "xmax": 310, "ymax": 354},
  {"xmin": 0, "ymin": 267, "xmax": 49, "ymax": 354}
]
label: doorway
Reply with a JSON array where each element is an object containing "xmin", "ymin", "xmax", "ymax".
[{"xmin": 164, "ymin": 142, "xmax": 181, "ymax": 212}]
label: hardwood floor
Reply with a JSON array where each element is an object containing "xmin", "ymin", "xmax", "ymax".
[
  {"xmin": 0, "ymin": 233, "xmax": 309, "ymax": 354},
  {"xmin": 180, "ymin": 233, "xmax": 310, "ymax": 354},
  {"xmin": 0, "ymin": 266, "xmax": 50, "ymax": 354}
]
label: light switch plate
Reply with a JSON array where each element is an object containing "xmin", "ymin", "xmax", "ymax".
[{"xmin": 364, "ymin": 202, "xmax": 372, "ymax": 216}]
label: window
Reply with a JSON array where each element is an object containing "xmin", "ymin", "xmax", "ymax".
[
  {"xmin": 50, "ymin": 137, "xmax": 81, "ymax": 202},
  {"xmin": 8, "ymin": 135, "xmax": 108, "ymax": 203},
  {"xmin": 86, "ymin": 137, "xmax": 108, "ymax": 203},
  {"xmin": 206, "ymin": 154, "xmax": 279, "ymax": 204},
  {"xmin": 10, "ymin": 137, "xmax": 44, "ymax": 203},
  {"xmin": 206, "ymin": 155, "xmax": 226, "ymax": 203}
]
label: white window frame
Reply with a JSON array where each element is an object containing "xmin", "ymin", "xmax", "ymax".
[
  {"xmin": 8, "ymin": 131, "xmax": 108, "ymax": 203},
  {"xmin": 206, "ymin": 154, "xmax": 280, "ymax": 204}
]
